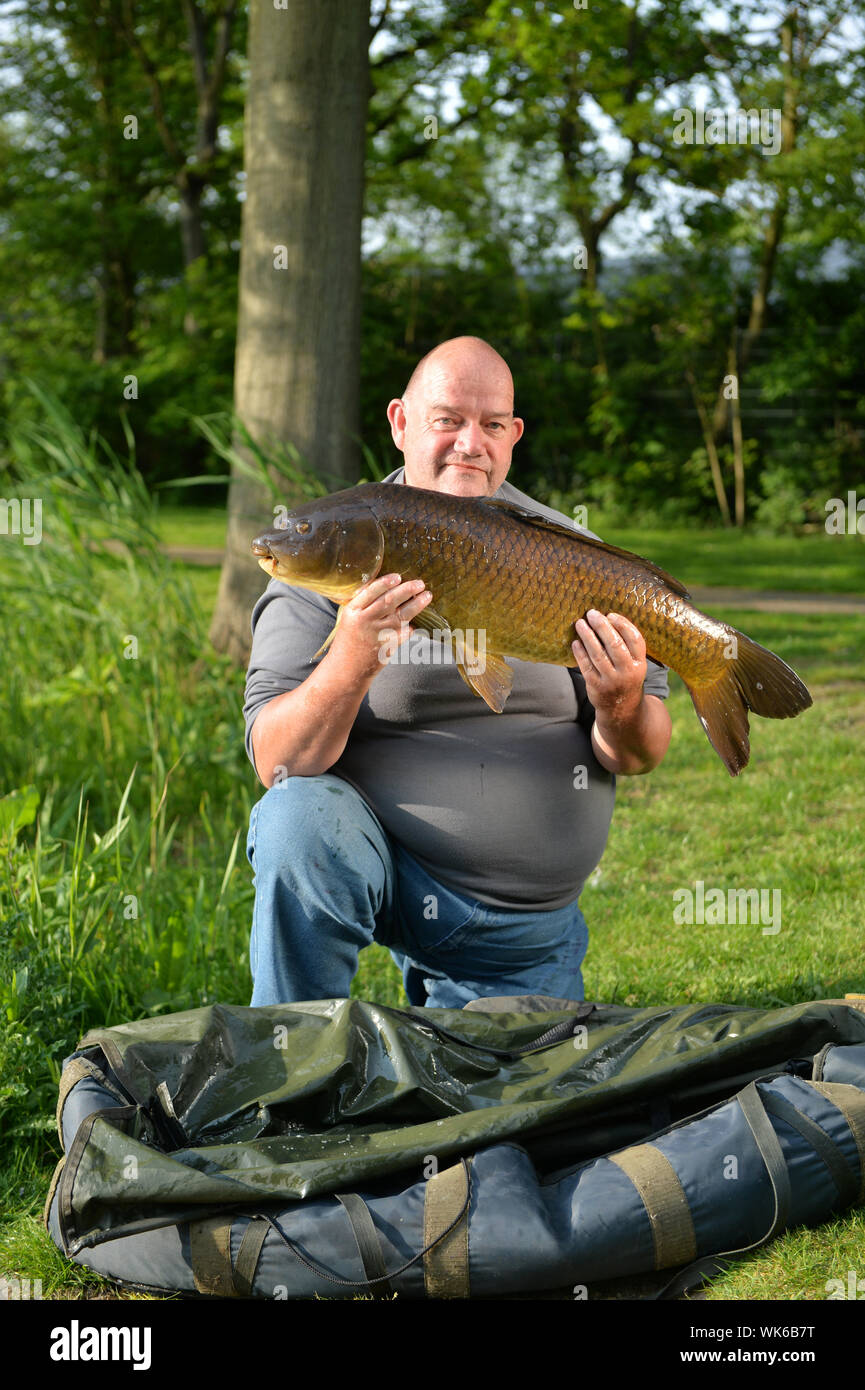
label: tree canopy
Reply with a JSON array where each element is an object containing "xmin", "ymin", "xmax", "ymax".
[{"xmin": 1, "ymin": 0, "xmax": 863, "ymax": 526}]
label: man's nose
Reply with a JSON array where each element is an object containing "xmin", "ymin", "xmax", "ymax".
[{"xmin": 453, "ymin": 420, "xmax": 485, "ymax": 455}]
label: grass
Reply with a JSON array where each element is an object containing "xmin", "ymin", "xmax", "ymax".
[
  {"xmin": 154, "ymin": 504, "xmax": 229, "ymax": 551},
  {"xmin": 1, "ymin": 391, "xmax": 863, "ymax": 1303},
  {"xmin": 583, "ymin": 612, "xmax": 865, "ymax": 1011},
  {"xmin": 596, "ymin": 518, "xmax": 864, "ymax": 595}
]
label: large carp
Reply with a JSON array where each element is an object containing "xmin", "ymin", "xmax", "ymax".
[{"xmin": 251, "ymin": 482, "xmax": 812, "ymax": 775}]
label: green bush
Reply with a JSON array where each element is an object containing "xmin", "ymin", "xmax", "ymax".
[{"xmin": 753, "ymin": 466, "xmax": 808, "ymax": 534}]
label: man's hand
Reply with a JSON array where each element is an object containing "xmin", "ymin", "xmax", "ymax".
[
  {"xmin": 572, "ymin": 610, "xmax": 672, "ymax": 775},
  {"xmin": 250, "ymin": 574, "xmax": 432, "ymax": 786},
  {"xmin": 329, "ymin": 573, "xmax": 433, "ymax": 678}
]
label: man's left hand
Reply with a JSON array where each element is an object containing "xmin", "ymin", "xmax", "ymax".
[
  {"xmin": 572, "ymin": 610, "xmax": 672, "ymax": 775},
  {"xmin": 572, "ymin": 610, "xmax": 646, "ymax": 718}
]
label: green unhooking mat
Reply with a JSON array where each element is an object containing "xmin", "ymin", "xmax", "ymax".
[{"xmin": 46, "ymin": 995, "xmax": 865, "ymax": 1298}]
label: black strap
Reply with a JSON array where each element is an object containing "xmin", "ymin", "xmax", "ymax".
[
  {"xmin": 811, "ymin": 1042, "xmax": 836, "ymax": 1082},
  {"xmin": 245, "ymin": 1157, "xmax": 472, "ymax": 1292},
  {"xmin": 656, "ymin": 1254, "xmax": 734, "ymax": 1301},
  {"xmin": 760, "ymin": 1090, "xmax": 859, "ymax": 1207},
  {"xmin": 737, "ymin": 1080, "xmax": 792, "ymax": 1241},
  {"xmin": 335, "ymin": 1192, "xmax": 394, "ymax": 1299}
]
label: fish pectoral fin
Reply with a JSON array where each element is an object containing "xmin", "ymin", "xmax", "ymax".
[
  {"xmin": 410, "ymin": 603, "xmax": 451, "ymax": 636},
  {"xmin": 457, "ymin": 650, "xmax": 513, "ymax": 713},
  {"xmin": 312, "ymin": 603, "xmax": 348, "ymax": 661}
]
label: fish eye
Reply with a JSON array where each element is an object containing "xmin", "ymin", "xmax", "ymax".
[{"xmin": 295, "ymin": 521, "xmax": 311, "ymax": 534}]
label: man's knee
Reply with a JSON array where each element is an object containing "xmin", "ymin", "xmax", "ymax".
[
  {"xmin": 249, "ymin": 774, "xmax": 361, "ymax": 866},
  {"xmin": 248, "ymin": 773, "xmax": 392, "ymax": 913}
]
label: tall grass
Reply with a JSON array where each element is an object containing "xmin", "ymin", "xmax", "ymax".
[{"xmin": 0, "ymin": 388, "xmax": 259, "ymax": 1162}]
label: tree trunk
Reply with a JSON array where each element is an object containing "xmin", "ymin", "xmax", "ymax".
[
  {"xmin": 90, "ymin": 5, "xmax": 137, "ymax": 362},
  {"xmin": 711, "ymin": 11, "xmax": 797, "ymax": 442},
  {"xmin": 685, "ymin": 366, "xmax": 732, "ymax": 526},
  {"xmin": 728, "ymin": 341, "xmax": 746, "ymax": 526},
  {"xmin": 209, "ymin": 0, "xmax": 370, "ymax": 665}
]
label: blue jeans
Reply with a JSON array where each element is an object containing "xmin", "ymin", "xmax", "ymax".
[{"xmin": 245, "ymin": 774, "xmax": 589, "ymax": 1010}]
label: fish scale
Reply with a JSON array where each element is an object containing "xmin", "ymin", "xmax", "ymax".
[
  {"xmin": 252, "ymin": 482, "xmax": 812, "ymax": 775},
  {"xmin": 376, "ymin": 492, "xmax": 721, "ymax": 674}
]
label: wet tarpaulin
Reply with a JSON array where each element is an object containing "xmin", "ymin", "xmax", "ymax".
[{"xmin": 46, "ymin": 996, "xmax": 865, "ymax": 1297}]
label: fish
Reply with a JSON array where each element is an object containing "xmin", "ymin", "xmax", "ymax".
[{"xmin": 251, "ymin": 482, "xmax": 812, "ymax": 775}]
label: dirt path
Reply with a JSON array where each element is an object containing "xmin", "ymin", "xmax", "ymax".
[{"xmin": 687, "ymin": 586, "xmax": 865, "ymax": 615}]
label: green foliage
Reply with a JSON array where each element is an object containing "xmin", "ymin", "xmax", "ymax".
[
  {"xmin": 0, "ymin": 388, "xmax": 407, "ymax": 1161},
  {"xmin": 0, "ymin": 0, "xmax": 245, "ymax": 485},
  {"xmin": 753, "ymin": 465, "xmax": 808, "ymax": 534},
  {"xmin": 0, "ymin": 389, "xmax": 256, "ymax": 1150},
  {"xmin": 2, "ymin": 1, "xmax": 864, "ymax": 521}
]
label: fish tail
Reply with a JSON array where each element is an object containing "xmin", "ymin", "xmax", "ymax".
[{"xmin": 686, "ymin": 630, "xmax": 812, "ymax": 776}]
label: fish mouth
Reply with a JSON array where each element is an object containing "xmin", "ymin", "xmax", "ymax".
[{"xmin": 252, "ymin": 536, "xmax": 285, "ymax": 581}]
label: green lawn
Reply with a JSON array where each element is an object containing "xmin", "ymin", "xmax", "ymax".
[
  {"xmin": 155, "ymin": 503, "xmax": 230, "ymax": 551},
  {"xmin": 2, "ymin": 441, "xmax": 864, "ymax": 1303},
  {"xmin": 601, "ymin": 518, "xmax": 864, "ymax": 595}
]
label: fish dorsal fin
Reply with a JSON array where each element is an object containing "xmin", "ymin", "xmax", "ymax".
[{"xmin": 481, "ymin": 497, "xmax": 691, "ymax": 601}]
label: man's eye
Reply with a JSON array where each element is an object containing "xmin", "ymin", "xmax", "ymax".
[
  {"xmin": 488, "ymin": 422, "xmax": 504, "ymax": 431},
  {"xmin": 435, "ymin": 417, "xmax": 455, "ymax": 426}
]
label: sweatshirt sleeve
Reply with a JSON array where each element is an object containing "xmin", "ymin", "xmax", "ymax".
[{"xmin": 242, "ymin": 580, "xmax": 338, "ymax": 775}]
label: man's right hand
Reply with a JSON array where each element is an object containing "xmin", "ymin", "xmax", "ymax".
[
  {"xmin": 329, "ymin": 573, "xmax": 433, "ymax": 679},
  {"xmin": 250, "ymin": 574, "xmax": 433, "ymax": 787}
]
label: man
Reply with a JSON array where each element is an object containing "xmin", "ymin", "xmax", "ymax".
[{"xmin": 243, "ymin": 336, "xmax": 671, "ymax": 1009}]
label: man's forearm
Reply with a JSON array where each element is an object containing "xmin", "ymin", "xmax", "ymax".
[
  {"xmin": 251, "ymin": 573, "xmax": 433, "ymax": 788},
  {"xmin": 251, "ymin": 655, "xmax": 377, "ymax": 787},
  {"xmin": 591, "ymin": 693, "xmax": 672, "ymax": 776}
]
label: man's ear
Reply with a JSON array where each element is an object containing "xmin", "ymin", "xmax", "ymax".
[
  {"xmin": 387, "ymin": 398, "xmax": 407, "ymax": 449},
  {"xmin": 512, "ymin": 416, "xmax": 525, "ymax": 445}
]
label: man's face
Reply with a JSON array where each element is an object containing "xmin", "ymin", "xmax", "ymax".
[{"xmin": 386, "ymin": 358, "xmax": 524, "ymax": 497}]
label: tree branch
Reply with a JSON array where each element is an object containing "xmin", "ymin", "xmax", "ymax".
[
  {"xmin": 208, "ymin": 3, "xmax": 238, "ymax": 105},
  {"xmin": 119, "ymin": 0, "xmax": 185, "ymax": 169},
  {"xmin": 370, "ymin": 0, "xmax": 391, "ymax": 44},
  {"xmin": 182, "ymin": 0, "xmax": 208, "ymax": 97},
  {"xmin": 593, "ymin": 150, "xmax": 642, "ymax": 239}
]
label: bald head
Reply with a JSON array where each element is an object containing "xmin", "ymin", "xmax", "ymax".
[
  {"xmin": 403, "ymin": 336, "xmax": 515, "ymax": 410},
  {"xmin": 387, "ymin": 336, "xmax": 524, "ymax": 497}
]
